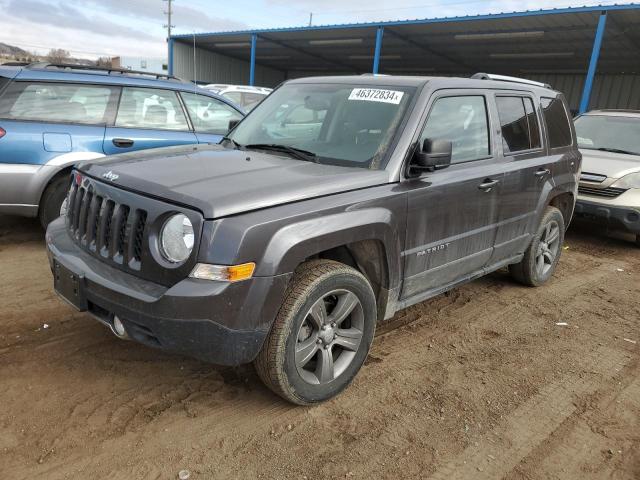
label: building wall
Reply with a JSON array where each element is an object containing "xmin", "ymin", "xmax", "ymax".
[
  {"xmin": 172, "ymin": 41, "xmax": 285, "ymax": 87},
  {"xmin": 521, "ymin": 73, "xmax": 640, "ymax": 112},
  {"xmin": 173, "ymin": 41, "xmax": 640, "ymax": 111}
]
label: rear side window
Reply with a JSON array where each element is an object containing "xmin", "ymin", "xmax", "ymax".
[
  {"xmin": 421, "ymin": 95, "xmax": 490, "ymax": 163},
  {"xmin": 243, "ymin": 92, "xmax": 267, "ymax": 111},
  {"xmin": 496, "ymin": 96, "xmax": 541, "ymax": 153},
  {"xmin": 541, "ymin": 96, "xmax": 573, "ymax": 148},
  {"xmin": 222, "ymin": 91, "xmax": 242, "ymax": 105},
  {"xmin": 0, "ymin": 82, "xmax": 115, "ymax": 124},
  {"xmin": 115, "ymin": 87, "xmax": 189, "ymax": 131},
  {"xmin": 181, "ymin": 92, "xmax": 243, "ymax": 135}
]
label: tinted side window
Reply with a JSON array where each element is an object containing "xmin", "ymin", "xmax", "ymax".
[
  {"xmin": 222, "ymin": 91, "xmax": 242, "ymax": 105},
  {"xmin": 115, "ymin": 87, "xmax": 189, "ymax": 131},
  {"xmin": 524, "ymin": 98, "xmax": 542, "ymax": 149},
  {"xmin": 421, "ymin": 95, "xmax": 490, "ymax": 163},
  {"xmin": 181, "ymin": 92, "xmax": 243, "ymax": 135},
  {"xmin": 541, "ymin": 96, "xmax": 572, "ymax": 148},
  {"xmin": 243, "ymin": 92, "xmax": 267, "ymax": 111},
  {"xmin": 496, "ymin": 97, "xmax": 531, "ymax": 153},
  {"xmin": 0, "ymin": 81, "xmax": 115, "ymax": 124}
]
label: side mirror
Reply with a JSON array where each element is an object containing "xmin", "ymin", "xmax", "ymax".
[
  {"xmin": 228, "ymin": 119, "xmax": 241, "ymax": 131},
  {"xmin": 414, "ymin": 138, "xmax": 452, "ymax": 172}
]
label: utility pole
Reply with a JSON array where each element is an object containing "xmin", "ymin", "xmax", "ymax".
[
  {"xmin": 163, "ymin": 0, "xmax": 174, "ymax": 42},
  {"xmin": 164, "ymin": 0, "xmax": 174, "ymax": 75},
  {"xmin": 309, "ymin": 12, "xmax": 313, "ymax": 26}
]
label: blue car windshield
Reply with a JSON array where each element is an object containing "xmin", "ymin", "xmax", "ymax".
[{"xmin": 228, "ymin": 83, "xmax": 416, "ymax": 169}]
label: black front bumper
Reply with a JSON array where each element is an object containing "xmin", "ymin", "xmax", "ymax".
[
  {"xmin": 46, "ymin": 218, "xmax": 291, "ymax": 366},
  {"xmin": 574, "ymin": 199, "xmax": 640, "ymax": 235}
]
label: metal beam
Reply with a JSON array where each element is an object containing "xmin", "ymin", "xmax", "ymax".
[
  {"xmin": 249, "ymin": 33, "xmax": 257, "ymax": 86},
  {"xmin": 580, "ymin": 13, "xmax": 607, "ymax": 114},
  {"xmin": 257, "ymin": 34, "xmax": 360, "ymax": 73},
  {"xmin": 385, "ymin": 27, "xmax": 476, "ymax": 71},
  {"xmin": 168, "ymin": 38, "xmax": 174, "ymax": 76},
  {"xmin": 373, "ymin": 26, "xmax": 384, "ymax": 74}
]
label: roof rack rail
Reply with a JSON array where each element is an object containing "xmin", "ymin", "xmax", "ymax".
[
  {"xmin": 25, "ymin": 62, "xmax": 183, "ymax": 82},
  {"xmin": 471, "ymin": 73, "xmax": 552, "ymax": 89},
  {"xmin": 1, "ymin": 61, "xmax": 31, "ymax": 66}
]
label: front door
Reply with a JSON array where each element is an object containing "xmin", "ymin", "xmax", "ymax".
[{"xmin": 402, "ymin": 93, "xmax": 503, "ymax": 300}]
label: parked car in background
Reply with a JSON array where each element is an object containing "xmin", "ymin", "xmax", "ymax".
[
  {"xmin": 0, "ymin": 62, "xmax": 244, "ymax": 227},
  {"xmin": 573, "ymin": 110, "xmax": 640, "ymax": 246},
  {"xmin": 46, "ymin": 74, "xmax": 579, "ymax": 405},
  {"xmin": 202, "ymin": 84, "xmax": 272, "ymax": 111}
]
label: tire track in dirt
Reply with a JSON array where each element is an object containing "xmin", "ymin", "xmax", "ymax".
[{"xmin": 427, "ymin": 346, "xmax": 633, "ymax": 480}]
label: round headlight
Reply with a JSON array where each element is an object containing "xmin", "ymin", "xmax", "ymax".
[{"xmin": 160, "ymin": 214, "xmax": 194, "ymax": 263}]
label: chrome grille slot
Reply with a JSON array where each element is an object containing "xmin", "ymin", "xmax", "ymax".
[
  {"xmin": 578, "ymin": 185, "xmax": 627, "ymax": 198},
  {"xmin": 131, "ymin": 210, "xmax": 147, "ymax": 265},
  {"xmin": 101, "ymin": 200, "xmax": 115, "ymax": 256}
]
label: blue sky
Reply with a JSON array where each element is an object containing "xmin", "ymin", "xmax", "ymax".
[{"xmin": 0, "ymin": 0, "xmax": 634, "ymax": 59}]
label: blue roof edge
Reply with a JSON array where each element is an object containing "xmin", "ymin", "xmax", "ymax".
[{"xmin": 170, "ymin": 3, "xmax": 640, "ymax": 40}]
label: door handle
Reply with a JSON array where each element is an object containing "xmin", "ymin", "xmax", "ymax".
[
  {"xmin": 112, "ymin": 138, "xmax": 134, "ymax": 148},
  {"xmin": 478, "ymin": 178, "xmax": 499, "ymax": 192},
  {"xmin": 535, "ymin": 168, "xmax": 551, "ymax": 178}
]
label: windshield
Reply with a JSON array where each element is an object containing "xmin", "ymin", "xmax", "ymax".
[
  {"xmin": 574, "ymin": 114, "xmax": 640, "ymax": 157},
  {"xmin": 228, "ymin": 83, "xmax": 416, "ymax": 168}
]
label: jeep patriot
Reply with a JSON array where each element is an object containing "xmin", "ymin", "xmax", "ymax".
[{"xmin": 46, "ymin": 74, "xmax": 580, "ymax": 404}]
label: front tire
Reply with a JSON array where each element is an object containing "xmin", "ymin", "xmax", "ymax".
[
  {"xmin": 509, "ymin": 206, "xmax": 565, "ymax": 287},
  {"xmin": 39, "ymin": 174, "xmax": 71, "ymax": 229},
  {"xmin": 254, "ymin": 260, "xmax": 377, "ymax": 405}
]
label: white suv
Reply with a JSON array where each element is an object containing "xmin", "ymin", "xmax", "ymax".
[
  {"xmin": 574, "ymin": 110, "xmax": 640, "ymax": 246},
  {"xmin": 202, "ymin": 84, "xmax": 272, "ymax": 111}
]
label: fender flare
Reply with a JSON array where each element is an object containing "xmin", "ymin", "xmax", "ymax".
[{"xmin": 256, "ymin": 207, "xmax": 401, "ymax": 290}]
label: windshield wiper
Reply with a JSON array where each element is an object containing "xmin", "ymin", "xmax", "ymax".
[
  {"xmin": 243, "ymin": 143, "xmax": 319, "ymax": 163},
  {"xmin": 590, "ymin": 147, "xmax": 640, "ymax": 156}
]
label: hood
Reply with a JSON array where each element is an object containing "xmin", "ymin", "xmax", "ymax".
[
  {"xmin": 579, "ymin": 148, "xmax": 640, "ymax": 179},
  {"xmin": 80, "ymin": 144, "xmax": 390, "ymax": 219}
]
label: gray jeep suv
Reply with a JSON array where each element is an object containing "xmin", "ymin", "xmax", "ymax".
[{"xmin": 46, "ymin": 74, "xmax": 580, "ymax": 405}]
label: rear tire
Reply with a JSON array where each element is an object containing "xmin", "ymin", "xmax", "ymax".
[
  {"xmin": 39, "ymin": 174, "xmax": 71, "ymax": 229},
  {"xmin": 509, "ymin": 206, "xmax": 565, "ymax": 287},
  {"xmin": 254, "ymin": 260, "xmax": 377, "ymax": 405}
]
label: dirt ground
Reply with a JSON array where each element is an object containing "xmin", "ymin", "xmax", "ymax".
[{"xmin": 0, "ymin": 214, "xmax": 638, "ymax": 480}]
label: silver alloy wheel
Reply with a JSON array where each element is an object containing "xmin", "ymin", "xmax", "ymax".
[
  {"xmin": 535, "ymin": 219, "xmax": 561, "ymax": 277},
  {"xmin": 295, "ymin": 289, "xmax": 364, "ymax": 385}
]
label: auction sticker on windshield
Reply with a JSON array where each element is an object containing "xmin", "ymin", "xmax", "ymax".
[{"xmin": 348, "ymin": 88, "xmax": 404, "ymax": 105}]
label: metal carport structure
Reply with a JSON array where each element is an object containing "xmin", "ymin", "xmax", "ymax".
[{"xmin": 169, "ymin": 4, "xmax": 640, "ymax": 113}]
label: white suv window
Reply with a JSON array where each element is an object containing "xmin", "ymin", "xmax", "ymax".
[
  {"xmin": 181, "ymin": 92, "xmax": 243, "ymax": 135},
  {"xmin": 115, "ymin": 87, "xmax": 189, "ymax": 131}
]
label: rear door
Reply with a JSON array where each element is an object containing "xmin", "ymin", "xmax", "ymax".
[
  {"xmin": 180, "ymin": 91, "xmax": 244, "ymax": 143},
  {"xmin": 0, "ymin": 80, "xmax": 115, "ymax": 208},
  {"xmin": 102, "ymin": 86, "xmax": 197, "ymax": 155},
  {"xmin": 488, "ymin": 92, "xmax": 553, "ymax": 264},
  {"xmin": 402, "ymin": 91, "xmax": 503, "ymax": 300}
]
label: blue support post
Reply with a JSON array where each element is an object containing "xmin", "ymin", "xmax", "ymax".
[
  {"xmin": 372, "ymin": 26, "xmax": 384, "ymax": 74},
  {"xmin": 168, "ymin": 38, "xmax": 174, "ymax": 76},
  {"xmin": 579, "ymin": 12, "xmax": 607, "ymax": 114},
  {"xmin": 249, "ymin": 33, "xmax": 257, "ymax": 86}
]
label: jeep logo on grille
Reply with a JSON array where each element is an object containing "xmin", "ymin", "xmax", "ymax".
[{"xmin": 102, "ymin": 170, "xmax": 119, "ymax": 182}]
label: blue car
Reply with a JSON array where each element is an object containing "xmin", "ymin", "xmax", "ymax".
[{"xmin": 0, "ymin": 63, "xmax": 244, "ymax": 227}]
